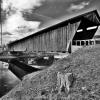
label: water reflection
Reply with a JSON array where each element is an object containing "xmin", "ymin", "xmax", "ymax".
[{"xmin": 0, "ymin": 62, "xmax": 20, "ymax": 97}]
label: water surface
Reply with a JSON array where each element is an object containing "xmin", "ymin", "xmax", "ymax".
[{"xmin": 0, "ymin": 62, "xmax": 20, "ymax": 97}]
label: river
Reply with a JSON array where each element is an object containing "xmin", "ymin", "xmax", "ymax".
[{"xmin": 0, "ymin": 62, "xmax": 20, "ymax": 97}]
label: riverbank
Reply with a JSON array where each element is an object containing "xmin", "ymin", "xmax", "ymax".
[
  {"xmin": 0, "ymin": 69, "xmax": 20, "ymax": 97},
  {"xmin": 1, "ymin": 45, "xmax": 100, "ymax": 100}
]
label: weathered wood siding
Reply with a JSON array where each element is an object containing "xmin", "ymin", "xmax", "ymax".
[{"xmin": 9, "ymin": 21, "xmax": 80, "ymax": 52}]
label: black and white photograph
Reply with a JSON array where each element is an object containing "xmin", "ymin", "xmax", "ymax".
[{"xmin": 0, "ymin": 0, "xmax": 100, "ymax": 99}]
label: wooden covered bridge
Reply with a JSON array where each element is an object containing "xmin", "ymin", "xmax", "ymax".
[
  {"xmin": 7, "ymin": 10, "xmax": 100, "ymax": 53},
  {"xmin": 1, "ymin": 10, "xmax": 100, "ymax": 80}
]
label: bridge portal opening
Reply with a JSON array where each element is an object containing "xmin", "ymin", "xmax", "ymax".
[{"xmin": 72, "ymin": 17, "xmax": 99, "ymax": 46}]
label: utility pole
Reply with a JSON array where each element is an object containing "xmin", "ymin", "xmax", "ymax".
[
  {"xmin": 0, "ymin": 0, "xmax": 2, "ymax": 47},
  {"xmin": 0, "ymin": 0, "xmax": 3, "ymax": 71}
]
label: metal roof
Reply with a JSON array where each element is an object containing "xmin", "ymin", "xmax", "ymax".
[{"xmin": 8, "ymin": 10, "xmax": 100, "ymax": 46}]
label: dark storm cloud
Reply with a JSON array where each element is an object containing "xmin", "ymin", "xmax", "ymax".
[
  {"xmin": 3, "ymin": 32, "xmax": 12, "ymax": 35},
  {"xmin": 23, "ymin": 0, "xmax": 93, "ymax": 28},
  {"xmin": 22, "ymin": 11, "xmax": 53, "ymax": 21},
  {"xmin": 33, "ymin": 1, "xmax": 69, "ymax": 18}
]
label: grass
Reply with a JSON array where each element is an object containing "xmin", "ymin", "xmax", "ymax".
[{"xmin": 1, "ymin": 45, "xmax": 100, "ymax": 100}]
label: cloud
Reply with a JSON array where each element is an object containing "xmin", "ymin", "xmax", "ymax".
[
  {"xmin": 1, "ymin": 0, "xmax": 45, "ymax": 44},
  {"xmin": 3, "ymin": 0, "xmax": 45, "ymax": 13},
  {"xmin": 2, "ymin": 32, "xmax": 12, "ymax": 36},
  {"xmin": 47, "ymin": 0, "xmax": 81, "ymax": 2},
  {"xmin": 68, "ymin": 2, "xmax": 90, "ymax": 12},
  {"xmin": 4, "ymin": 12, "xmax": 40, "ymax": 34}
]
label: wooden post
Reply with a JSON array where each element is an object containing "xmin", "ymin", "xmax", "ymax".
[
  {"xmin": 94, "ymin": 39, "xmax": 96, "ymax": 45},
  {"xmin": 80, "ymin": 40, "xmax": 81, "ymax": 46},
  {"xmin": 76, "ymin": 40, "xmax": 77, "ymax": 46},
  {"xmin": 84, "ymin": 40, "xmax": 86, "ymax": 46},
  {"xmin": 68, "ymin": 41, "xmax": 72, "ymax": 53}
]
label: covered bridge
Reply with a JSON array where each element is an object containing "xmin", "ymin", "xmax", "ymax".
[{"xmin": 7, "ymin": 10, "xmax": 100, "ymax": 53}]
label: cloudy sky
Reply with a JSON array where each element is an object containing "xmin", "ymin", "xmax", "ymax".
[{"xmin": 0, "ymin": 0, "xmax": 100, "ymax": 44}]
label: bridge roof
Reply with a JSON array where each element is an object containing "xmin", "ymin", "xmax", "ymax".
[{"xmin": 8, "ymin": 10, "xmax": 100, "ymax": 46}]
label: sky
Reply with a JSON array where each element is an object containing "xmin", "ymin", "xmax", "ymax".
[{"xmin": 0, "ymin": 0, "xmax": 100, "ymax": 44}]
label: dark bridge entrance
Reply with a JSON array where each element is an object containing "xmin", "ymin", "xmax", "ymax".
[{"xmin": 72, "ymin": 11, "xmax": 100, "ymax": 47}]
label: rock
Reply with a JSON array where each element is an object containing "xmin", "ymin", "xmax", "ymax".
[{"xmin": 57, "ymin": 72, "xmax": 75, "ymax": 94}]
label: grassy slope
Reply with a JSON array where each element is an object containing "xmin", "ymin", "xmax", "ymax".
[{"xmin": 2, "ymin": 45, "xmax": 100, "ymax": 100}]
